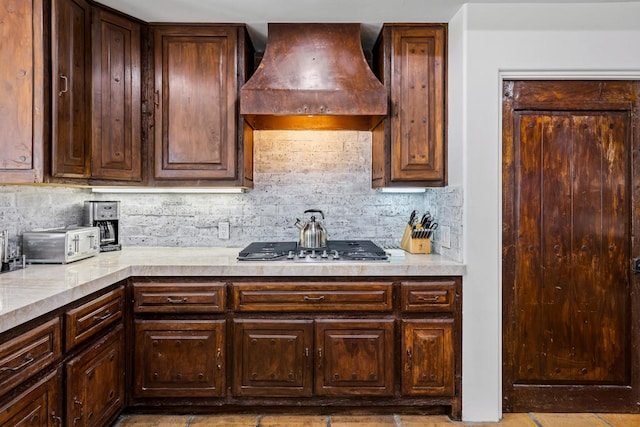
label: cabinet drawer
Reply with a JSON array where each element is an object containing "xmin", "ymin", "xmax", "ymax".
[
  {"xmin": 400, "ymin": 281, "xmax": 456, "ymax": 312},
  {"xmin": 133, "ymin": 282, "xmax": 226, "ymax": 313},
  {"xmin": 65, "ymin": 286, "xmax": 124, "ymax": 351},
  {"xmin": 0, "ymin": 318, "xmax": 61, "ymax": 394},
  {"xmin": 232, "ymin": 282, "xmax": 393, "ymax": 312}
]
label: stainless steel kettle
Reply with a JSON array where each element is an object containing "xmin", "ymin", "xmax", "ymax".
[{"xmin": 294, "ymin": 209, "xmax": 328, "ymax": 249}]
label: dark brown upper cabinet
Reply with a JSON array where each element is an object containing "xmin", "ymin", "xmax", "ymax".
[
  {"xmin": 151, "ymin": 25, "xmax": 254, "ymax": 187},
  {"xmin": 0, "ymin": 0, "xmax": 46, "ymax": 184},
  {"xmin": 372, "ymin": 24, "xmax": 447, "ymax": 188},
  {"xmin": 90, "ymin": 8, "xmax": 142, "ymax": 182},
  {"xmin": 51, "ymin": 0, "xmax": 92, "ymax": 178}
]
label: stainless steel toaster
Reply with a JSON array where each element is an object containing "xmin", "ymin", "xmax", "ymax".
[{"xmin": 23, "ymin": 226, "xmax": 100, "ymax": 264}]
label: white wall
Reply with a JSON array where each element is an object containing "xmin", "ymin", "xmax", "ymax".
[{"xmin": 453, "ymin": 2, "xmax": 640, "ymax": 422}]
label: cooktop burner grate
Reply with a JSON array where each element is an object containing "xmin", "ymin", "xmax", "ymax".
[{"xmin": 237, "ymin": 240, "xmax": 388, "ymax": 262}]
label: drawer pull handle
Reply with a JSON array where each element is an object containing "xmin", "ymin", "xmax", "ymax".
[
  {"xmin": 417, "ymin": 296, "xmax": 440, "ymax": 302},
  {"xmin": 93, "ymin": 310, "xmax": 112, "ymax": 321},
  {"xmin": 167, "ymin": 297, "xmax": 188, "ymax": 304},
  {"xmin": 0, "ymin": 353, "xmax": 34, "ymax": 373},
  {"xmin": 303, "ymin": 295, "xmax": 324, "ymax": 302}
]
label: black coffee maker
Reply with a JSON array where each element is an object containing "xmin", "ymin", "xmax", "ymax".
[{"xmin": 84, "ymin": 201, "xmax": 121, "ymax": 252}]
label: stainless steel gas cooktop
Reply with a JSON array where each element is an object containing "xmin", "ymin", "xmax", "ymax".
[{"xmin": 237, "ymin": 240, "xmax": 388, "ymax": 262}]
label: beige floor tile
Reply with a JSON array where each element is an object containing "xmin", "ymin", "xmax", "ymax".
[
  {"xmin": 474, "ymin": 413, "xmax": 537, "ymax": 427},
  {"xmin": 259, "ymin": 414, "xmax": 328, "ymax": 427},
  {"xmin": 397, "ymin": 415, "xmax": 463, "ymax": 426},
  {"xmin": 190, "ymin": 414, "xmax": 260, "ymax": 427},
  {"xmin": 330, "ymin": 414, "xmax": 396, "ymax": 427},
  {"xmin": 531, "ymin": 413, "xmax": 609, "ymax": 427},
  {"xmin": 597, "ymin": 413, "xmax": 640, "ymax": 427},
  {"xmin": 116, "ymin": 414, "xmax": 191, "ymax": 427}
]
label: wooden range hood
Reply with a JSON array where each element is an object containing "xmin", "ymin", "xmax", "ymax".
[{"xmin": 240, "ymin": 23, "xmax": 387, "ymax": 131}]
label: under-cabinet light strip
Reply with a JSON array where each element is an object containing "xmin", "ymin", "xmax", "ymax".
[
  {"xmin": 91, "ymin": 187, "xmax": 246, "ymax": 194},
  {"xmin": 377, "ymin": 188, "xmax": 426, "ymax": 193}
]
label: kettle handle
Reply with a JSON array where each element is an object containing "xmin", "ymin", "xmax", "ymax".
[{"xmin": 304, "ymin": 209, "xmax": 324, "ymax": 219}]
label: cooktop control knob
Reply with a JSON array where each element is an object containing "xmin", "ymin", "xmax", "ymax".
[
  {"xmin": 310, "ymin": 250, "xmax": 317, "ymax": 259},
  {"xmin": 332, "ymin": 250, "xmax": 340, "ymax": 260},
  {"xmin": 287, "ymin": 251, "xmax": 295, "ymax": 259},
  {"xmin": 321, "ymin": 250, "xmax": 328, "ymax": 259},
  {"xmin": 299, "ymin": 249, "xmax": 305, "ymax": 258}
]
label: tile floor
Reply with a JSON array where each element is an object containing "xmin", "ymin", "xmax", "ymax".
[{"xmin": 113, "ymin": 413, "xmax": 640, "ymax": 426}]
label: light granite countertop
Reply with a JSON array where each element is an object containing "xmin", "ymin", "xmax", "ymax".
[{"xmin": 0, "ymin": 247, "xmax": 465, "ymax": 333}]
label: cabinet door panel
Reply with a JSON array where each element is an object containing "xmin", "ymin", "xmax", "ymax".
[
  {"xmin": 315, "ymin": 319, "xmax": 394, "ymax": 396},
  {"xmin": 0, "ymin": 0, "xmax": 44, "ymax": 183},
  {"xmin": 66, "ymin": 325, "xmax": 124, "ymax": 427},
  {"xmin": 0, "ymin": 368, "xmax": 62, "ymax": 427},
  {"xmin": 402, "ymin": 319, "xmax": 454, "ymax": 396},
  {"xmin": 91, "ymin": 9, "xmax": 141, "ymax": 181},
  {"xmin": 391, "ymin": 26, "xmax": 445, "ymax": 182},
  {"xmin": 372, "ymin": 24, "xmax": 446, "ymax": 187},
  {"xmin": 134, "ymin": 319, "xmax": 225, "ymax": 397},
  {"xmin": 52, "ymin": 0, "xmax": 91, "ymax": 178},
  {"xmin": 154, "ymin": 27, "xmax": 237, "ymax": 180},
  {"xmin": 232, "ymin": 319, "xmax": 313, "ymax": 396}
]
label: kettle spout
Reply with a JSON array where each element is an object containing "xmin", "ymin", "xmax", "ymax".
[{"xmin": 294, "ymin": 218, "xmax": 304, "ymax": 230}]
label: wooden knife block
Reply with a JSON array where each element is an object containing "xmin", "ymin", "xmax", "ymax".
[{"xmin": 400, "ymin": 224, "xmax": 431, "ymax": 254}]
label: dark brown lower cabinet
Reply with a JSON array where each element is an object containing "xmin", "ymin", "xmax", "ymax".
[
  {"xmin": 66, "ymin": 324, "xmax": 124, "ymax": 427},
  {"xmin": 402, "ymin": 319, "xmax": 454, "ymax": 396},
  {"xmin": 315, "ymin": 319, "xmax": 395, "ymax": 396},
  {"xmin": 133, "ymin": 319, "xmax": 226, "ymax": 398},
  {"xmin": 0, "ymin": 368, "xmax": 62, "ymax": 427},
  {"xmin": 233, "ymin": 319, "xmax": 313, "ymax": 397},
  {"xmin": 232, "ymin": 319, "xmax": 395, "ymax": 397},
  {"xmin": 129, "ymin": 277, "xmax": 461, "ymax": 419}
]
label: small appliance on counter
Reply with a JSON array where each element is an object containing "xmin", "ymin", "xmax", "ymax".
[
  {"xmin": 0, "ymin": 230, "xmax": 26, "ymax": 273},
  {"xmin": 23, "ymin": 226, "xmax": 100, "ymax": 264},
  {"xmin": 84, "ymin": 201, "xmax": 121, "ymax": 252}
]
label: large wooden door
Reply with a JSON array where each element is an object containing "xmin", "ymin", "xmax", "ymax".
[{"xmin": 502, "ymin": 80, "xmax": 640, "ymax": 412}]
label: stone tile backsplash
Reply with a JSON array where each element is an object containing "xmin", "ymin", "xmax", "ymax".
[{"xmin": 0, "ymin": 131, "xmax": 463, "ymax": 261}]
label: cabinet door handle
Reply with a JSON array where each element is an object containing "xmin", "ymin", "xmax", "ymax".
[
  {"xmin": 51, "ymin": 411, "xmax": 62, "ymax": 426},
  {"xmin": 216, "ymin": 348, "xmax": 222, "ymax": 370},
  {"xmin": 93, "ymin": 310, "xmax": 112, "ymax": 321},
  {"xmin": 406, "ymin": 348, "xmax": 413, "ymax": 370},
  {"xmin": 317, "ymin": 348, "xmax": 323, "ymax": 369},
  {"xmin": 0, "ymin": 353, "xmax": 34, "ymax": 373},
  {"xmin": 73, "ymin": 398, "xmax": 83, "ymax": 425},
  {"xmin": 167, "ymin": 297, "xmax": 188, "ymax": 304},
  {"xmin": 154, "ymin": 90, "xmax": 160, "ymax": 107},
  {"xmin": 303, "ymin": 295, "xmax": 324, "ymax": 302},
  {"xmin": 59, "ymin": 74, "xmax": 68, "ymax": 97}
]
